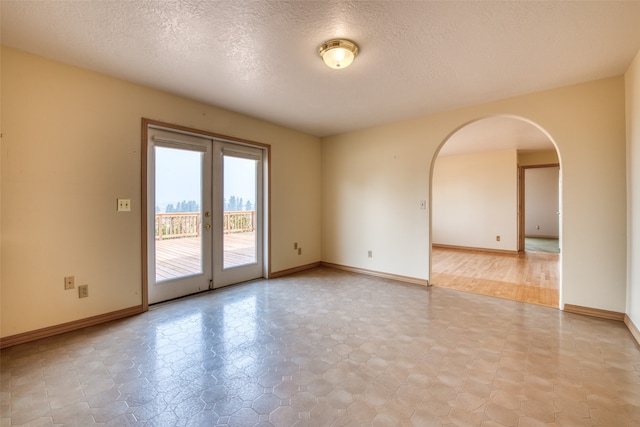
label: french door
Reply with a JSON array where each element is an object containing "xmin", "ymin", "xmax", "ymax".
[{"xmin": 147, "ymin": 127, "xmax": 264, "ymax": 304}]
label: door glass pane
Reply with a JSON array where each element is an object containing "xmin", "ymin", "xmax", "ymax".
[
  {"xmin": 223, "ymin": 155, "xmax": 257, "ymax": 269},
  {"xmin": 155, "ymin": 146, "xmax": 203, "ymax": 282}
]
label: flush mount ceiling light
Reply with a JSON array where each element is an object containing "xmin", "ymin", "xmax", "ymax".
[{"xmin": 318, "ymin": 39, "xmax": 359, "ymax": 69}]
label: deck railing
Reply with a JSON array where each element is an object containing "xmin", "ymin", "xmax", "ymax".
[
  {"xmin": 223, "ymin": 211, "xmax": 255, "ymax": 234},
  {"xmin": 155, "ymin": 211, "xmax": 255, "ymax": 240}
]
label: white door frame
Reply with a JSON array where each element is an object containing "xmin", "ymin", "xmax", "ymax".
[
  {"xmin": 212, "ymin": 141, "xmax": 264, "ymax": 288},
  {"xmin": 141, "ymin": 119, "xmax": 270, "ymax": 309}
]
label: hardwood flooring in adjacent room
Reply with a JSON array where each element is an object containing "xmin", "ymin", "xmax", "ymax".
[{"xmin": 431, "ymin": 246, "xmax": 560, "ymax": 308}]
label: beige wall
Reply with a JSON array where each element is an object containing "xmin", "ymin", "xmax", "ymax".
[
  {"xmin": 626, "ymin": 49, "xmax": 640, "ymax": 326},
  {"xmin": 1, "ymin": 45, "xmax": 634, "ymax": 338},
  {"xmin": 322, "ymin": 126, "xmax": 431, "ymax": 280},
  {"xmin": 524, "ymin": 166, "xmax": 560, "ymax": 238},
  {"xmin": 0, "ymin": 47, "xmax": 322, "ymax": 338},
  {"xmin": 323, "ymin": 77, "xmax": 627, "ymax": 312},
  {"xmin": 433, "ymin": 150, "xmax": 518, "ymax": 251},
  {"xmin": 518, "ymin": 149, "xmax": 559, "ymax": 166}
]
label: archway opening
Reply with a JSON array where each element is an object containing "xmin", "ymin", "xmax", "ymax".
[{"xmin": 429, "ymin": 115, "xmax": 562, "ymax": 308}]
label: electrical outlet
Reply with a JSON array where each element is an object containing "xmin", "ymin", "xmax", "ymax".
[
  {"xmin": 496, "ymin": 235, "xmax": 501, "ymax": 242},
  {"xmin": 419, "ymin": 200, "xmax": 426, "ymax": 210},
  {"xmin": 78, "ymin": 284, "xmax": 89, "ymax": 298},
  {"xmin": 368, "ymin": 250, "xmax": 373, "ymax": 258},
  {"xmin": 298, "ymin": 247, "xmax": 302, "ymax": 255},
  {"xmin": 64, "ymin": 276, "xmax": 75, "ymax": 290},
  {"xmin": 536, "ymin": 225, "xmax": 540, "ymax": 230},
  {"xmin": 117, "ymin": 198, "xmax": 131, "ymax": 212},
  {"xmin": 294, "ymin": 242, "xmax": 298, "ymax": 250}
]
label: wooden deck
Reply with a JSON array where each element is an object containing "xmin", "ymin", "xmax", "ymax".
[
  {"xmin": 431, "ymin": 246, "xmax": 560, "ymax": 308},
  {"xmin": 155, "ymin": 232, "xmax": 256, "ymax": 282}
]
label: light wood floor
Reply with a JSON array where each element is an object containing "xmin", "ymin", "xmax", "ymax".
[{"xmin": 431, "ymin": 246, "xmax": 560, "ymax": 307}]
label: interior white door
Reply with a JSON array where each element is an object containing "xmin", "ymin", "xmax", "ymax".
[{"xmin": 147, "ymin": 128, "xmax": 213, "ymax": 304}]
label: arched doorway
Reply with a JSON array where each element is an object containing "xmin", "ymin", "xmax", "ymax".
[{"xmin": 429, "ymin": 115, "xmax": 562, "ymax": 307}]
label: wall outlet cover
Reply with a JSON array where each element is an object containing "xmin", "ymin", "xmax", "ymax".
[{"xmin": 78, "ymin": 284, "xmax": 89, "ymax": 298}]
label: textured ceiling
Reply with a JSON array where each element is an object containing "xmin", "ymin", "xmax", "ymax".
[{"xmin": 2, "ymin": 1, "xmax": 640, "ymax": 146}]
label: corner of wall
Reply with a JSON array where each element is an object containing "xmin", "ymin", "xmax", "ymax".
[{"xmin": 625, "ymin": 48, "xmax": 640, "ymax": 330}]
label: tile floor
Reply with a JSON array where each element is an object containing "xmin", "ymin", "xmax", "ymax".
[{"xmin": 1, "ymin": 267, "xmax": 639, "ymax": 426}]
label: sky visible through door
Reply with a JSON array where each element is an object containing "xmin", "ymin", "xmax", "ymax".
[
  {"xmin": 155, "ymin": 148, "xmax": 255, "ymax": 213},
  {"xmin": 223, "ymin": 155, "xmax": 257, "ymax": 269},
  {"xmin": 154, "ymin": 146, "xmax": 204, "ymax": 282}
]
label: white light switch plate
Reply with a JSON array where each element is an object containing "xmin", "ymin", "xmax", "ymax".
[{"xmin": 117, "ymin": 198, "xmax": 131, "ymax": 212}]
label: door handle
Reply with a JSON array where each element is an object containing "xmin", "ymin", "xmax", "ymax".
[{"xmin": 204, "ymin": 224, "xmax": 212, "ymax": 230}]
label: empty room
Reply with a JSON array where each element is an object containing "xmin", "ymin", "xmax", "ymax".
[{"xmin": 2, "ymin": 2, "xmax": 640, "ymax": 426}]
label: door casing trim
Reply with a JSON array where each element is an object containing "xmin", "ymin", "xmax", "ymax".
[
  {"xmin": 141, "ymin": 118, "xmax": 271, "ymax": 311},
  {"xmin": 518, "ymin": 163, "xmax": 560, "ymax": 252}
]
